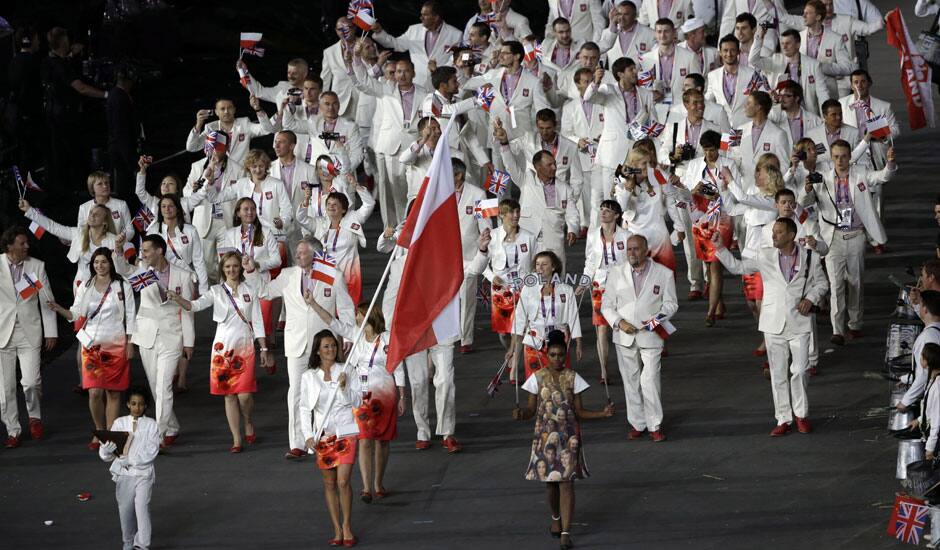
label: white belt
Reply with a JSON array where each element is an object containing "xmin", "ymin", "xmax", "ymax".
[{"xmin": 835, "ymin": 229, "xmax": 863, "ymax": 240}]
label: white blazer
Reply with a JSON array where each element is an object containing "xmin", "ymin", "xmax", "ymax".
[
  {"xmin": 638, "ymin": 0, "xmax": 694, "ymax": 36},
  {"xmin": 462, "ymin": 66, "xmax": 550, "ymax": 141},
  {"xmin": 506, "ymin": 133, "xmax": 584, "ymax": 197},
  {"xmin": 500, "ymin": 144, "xmax": 581, "ymax": 239},
  {"xmin": 598, "ymin": 24, "xmax": 656, "ymax": 67},
  {"xmin": 732, "ymin": 119, "xmax": 792, "ymax": 182},
  {"xmin": 640, "ymin": 45, "xmax": 699, "ymax": 105},
  {"xmin": 655, "ymin": 117, "xmax": 721, "ymax": 170},
  {"xmin": 184, "ymin": 157, "xmax": 244, "ymax": 239},
  {"xmin": 716, "ymin": 243, "xmax": 828, "ymax": 335},
  {"xmin": 584, "ymin": 82, "xmax": 657, "ymax": 169},
  {"xmin": 185, "ymin": 117, "xmax": 274, "ymax": 166},
  {"xmin": 545, "ymin": 0, "xmax": 606, "ymax": 43},
  {"xmin": 466, "ymin": 226, "xmax": 540, "ymax": 284},
  {"xmin": 705, "ymin": 64, "xmax": 762, "ymax": 128},
  {"xmin": 0, "ymin": 255, "xmax": 57, "ymax": 347},
  {"xmin": 803, "ymin": 123, "xmax": 866, "ymax": 165},
  {"xmin": 131, "ymin": 262, "xmax": 195, "ymax": 350},
  {"xmin": 768, "ymin": 106, "xmax": 823, "ymax": 144},
  {"xmin": 802, "ymin": 164, "xmax": 895, "ymax": 245},
  {"xmin": 455, "ymin": 184, "xmax": 489, "ymax": 262},
  {"xmin": 798, "ymin": 28, "xmax": 857, "ymax": 99},
  {"xmin": 838, "ymin": 94, "xmax": 899, "ymax": 169},
  {"xmin": 321, "ymin": 41, "xmax": 359, "ymax": 116},
  {"xmin": 213, "ymin": 176, "xmax": 294, "ymax": 239},
  {"xmin": 749, "ymin": 36, "xmax": 831, "ymax": 114},
  {"xmin": 281, "ymin": 114, "xmax": 364, "ymax": 173},
  {"xmin": 350, "ymin": 60, "xmax": 426, "ymax": 156},
  {"xmin": 678, "ymin": 41, "xmax": 720, "ymax": 74},
  {"xmin": 257, "ymin": 265, "xmax": 355, "ymax": 358},
  {"xmin": 600, "ymin": 259, "xmax": 678, "ymax": 349},
  {"xmin": 373, "ymin": 22, "xmax": 464, "ymax": 89},
  {"xmin": 560, "ymin": 96, "xmax": 606, "ymax": 169}
]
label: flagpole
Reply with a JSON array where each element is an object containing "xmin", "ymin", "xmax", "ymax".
[
  {"xmin": 149, "ymin": 148, "xmax": 192, "ymax": 167},
  {"xmin": 312, "ymin": 246, "xmax": 399, "ymax": 446}
]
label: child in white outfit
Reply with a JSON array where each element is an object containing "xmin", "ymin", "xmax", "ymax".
[{"xmin": 98, "ymin": 387, "xmax": 160, "ymax": 550}]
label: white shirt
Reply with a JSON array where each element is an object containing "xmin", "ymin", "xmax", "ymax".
[{"xmin": 99, "ymin": 415, "xmax": 160, "ymax": 480}]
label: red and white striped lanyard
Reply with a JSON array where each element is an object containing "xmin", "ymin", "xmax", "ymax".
[{"xmin": 601, "ymin": 228, "xmax": 616, "ymax": 266}]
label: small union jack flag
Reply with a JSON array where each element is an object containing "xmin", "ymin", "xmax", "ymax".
[
  {"xmin": 475, "ymin": 85, "xmax": 496, "ymax": 111},
  {"xmin": 637, "ymin": 67, "xmax": 656, "ymax": 88},
  {"xmin": 743, "ymin": 70, "xmax": 769, "ymax": 95},
  {"xmin": 642, "ymin": 120, "xmax": 666, "ymax": 138},
  {"xmin": 486, "ymin": 170, "xmax": 510, "ymax": 195},
  {"xmin": 643, "ymin": 314, "xmax": 676, "ymax": 340},
  {"xmin": 474, "ymin": 198, "xmax": 500, "ymax": 220},
  {"xmin": 704, "ymin": 196, "xmax": 723, "ymax": 223},
  {"xmin": 132, "ymin": 206, "xmax": 155, "ymax": 233},
  {"xmin": 894, "ymin": 499, "xmax": 928, "ymax": 544},
  {"xmin": 478, "ymin": 11, "xmax": 499, "ymax": 32},
  {"xmin": 351, "ymin": 0, "xmax": 375, "ymax": 31},
  {"xmin": 347, "ymin": 0, "xmax": 360, "ymax": 19},
  {"xmin": 128, "ymin": 269, "xmax": 160, "ymax": 292},
  {"xmin": 204, "ymin": 130, "xmax": 228, "ymax": 156}
]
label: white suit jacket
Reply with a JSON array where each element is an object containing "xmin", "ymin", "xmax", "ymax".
[
  {"xmin": 350, "ymin": 60, "xmax": 426, "ymax": 156},
  {"xmin": 456, "ymin": 184, "xmax": 489, "ymax": 262},
  {"xmin": 584, "ymin": 82, "xmax": 657, "ymax": 169},
  {"xmin": 716, "ymin": 244, "xmax": 827, "ymax": 335},
  {"xmin": 732, "ymin": 119, "xmax": 792, "ymax": 182},
  {"xmin": 281, "ymin": 114, "xmax": 363, "ymax": 172},
  {"xmin": 638, "ymin": 0, "xmax": 694, "ymax": 37},
  {"xmin": 373, "ymin": 22, "xmax": 464, "ymax": 89},
  {"xmin": 838, "ymin": 94, "xmax": 899, "ymax": 169},
  {"xmin": 749, "ymin": 38, "xmax": 831, "ymax": 115},
  {"xmin": 600, "ymin": 259, "xmax": 678, "ymax": 349},
  {"xmin": 184, "ymin": 157, "xmax": 244, "ymax": 239},
  {"xmin": 655, "ymin": 117, "xmax": 721, "ymax": 170},
  {"xmin": 507, "ymin": 133, "xmax": 584, "ymax": 198},
  {"xmin": 463, "ymin": 66, "xmax": 550, "ymax": 141},
  {"xmin": 678, "ymin": 41, "xmax": 720, "ymax": 75},
  {"xmin": 500, "ymin": 144, "xmax": 581, "ymax": 239},
  {"xmin": 257, "ymin": 265, "xmax": 355, "ymax": 358},
  {"xmin": 804, "ymin": 123, "xmax": 866, "ymax": 165},
  {"xmin": 77, "ymin": 197, "xmax": 135, "ymax": 242},
  {"xmin": 666, "ymin": 100, "xmax": 732, "ymax": 133},
  {"xmin": 0, "ymin": 255, "xmax": 56, "ymax": 347},
  {"xmin": 640, "ymin": 45, "xmax": 699, "ymax": 105},
  {"xmin": 768, "ymin": 106, "xmax": 823, "ymax": 144},
  {"xmin": 561, "ymin": 95, "xmax": 606, "ymax": 169},
  {"xmin": 705, "ymin": 64, "xmax": 761, "ymax": 128},
  {"xmin": 185, "ymin": 117, "xmax": 274, "ymax": 166},
  {"xmin": 598, "ymin": 24, "xmax": 656, "ymax": 66},
  {"xmin": 131, "ymin": 263, "xmax": 195, "ymax": 350},
  {"xmin": 321, "ymin": 41, "xmax": 359, "ymax": 116},
  {"xmin": 545, "ymin": 0, "xmax": 606, "ymax": 43},
  {"xmin": 801, "ymin": 164, "xmax": 895, "ymax": 245},
  {"xmin": 798, "ymin": 28, "xmax": 857, "ymax": 99}
]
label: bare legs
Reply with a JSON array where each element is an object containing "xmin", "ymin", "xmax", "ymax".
[
  {"xmin": 322, "ymin": 464, "xmax": 355, "ymax": 541},
  {"xmin": 358, "ymin": 439, "xmax": 392, "ymax": 496},
  {"xmin": 223, "ymin": 393, "xmax": 254, "ymax": 447},
  {"xmin": 596, "ymin": 326, "xmax": 610, "ymax": 381},
  {"xmin": 547, "ymin": 481, "xmax": 575, "ymax": 548},
  {"xmin": 706, "ymin": 262, "xmax": 725, "ymax": 319},
  {"xmin": 89, "ymin": 389, "xmax": 123, "ymax": 442}
]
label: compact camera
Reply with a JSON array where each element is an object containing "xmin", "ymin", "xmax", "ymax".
[
  {"xmin": 319, "ymin": 131, "xmax": 342, "ymax": 140},
  {"xmin": 807, "ymin": 172, "xmax": 823, "ymax": 184},
  {"xmin": 615, "ymin": 164, "xmax": 642, "ymax": 178},
  {"xmin": 673, "ymin": 143, "xmax": 696, "ymax": 163},
  {"xmin": 288, "ymin": 88, "xmax": 303, "ymax": 105},
  {"xmin": 759, "ymin": 20, "xmax": 778, "ymax": 30},
  {"xmin": 796, "ymin": 151, "xmax": 807, "ymax": 161}
]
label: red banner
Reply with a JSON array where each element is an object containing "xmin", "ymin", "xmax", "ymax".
[{"xmin": 885, "ymin": 8, "xmax": 935, "ymax": 131}]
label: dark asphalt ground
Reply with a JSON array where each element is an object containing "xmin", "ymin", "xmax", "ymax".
[{"xmin": 1, "ymin": 1, "xmax": 937, "ymax": 548}]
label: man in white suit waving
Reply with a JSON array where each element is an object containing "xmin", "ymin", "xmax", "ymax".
[
  {"xmin": 601, "ymin": 234, "xmax": 678, "ymax": 442},
  {"xmin": 714, "ymin": 217, "xmax": 828, "ymax": 436},
  {"xmin": 0, "ymin": 227, "xmax": 56, "ymax": 448},
  {"xmin": 371, "ymin": 1, "xmax": 464, "ymax": 89}
]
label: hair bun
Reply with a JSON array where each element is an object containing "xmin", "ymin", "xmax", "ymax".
[{"xmin": 546, "ymin": 329, "xmax": 567, "ymax": 348}]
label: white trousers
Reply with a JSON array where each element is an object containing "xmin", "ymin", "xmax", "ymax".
[
  {"xmin": 200, "ymin": 219, "xmax": 228, "ymax": 282},
  {"xmin": 678, "ymin": 216, "xmax": 704, "ymax": 292},
  {"xmin": 825, "ymin": 230, "xmax": 866, "ymax": 336},
  {"xmin": 286, "ymin": 352, "xmax": 312, "ymax": 450},
  {"xmin": 115, "ymin": 474, "xmax": 153, "ymax": 550},
  {"xmin": 375, "ymin": 152, "xmax": 408, "ymax": 228},
  {"xmin": 614, "ymin": 343, "xmax": 663, "ymax": 432},
  {"xmin": 764, "ymin": 331, "xmax": 810, "ymax": 424},
  {"xmin": 459, "ymin": 275, "xmax": 478, "ymax": 346},
  {"xmin": 139, "ymin": 335, "xmax": 181, "ymax": 438},
  {"xmin": 809, "ymin": 313, "xmax": 819, "ymax": 367},
  {"xmin": 0, "ymin": 320, "xmax": 42, "ymax": 437},
  {"xmin": 539, "ymin": 222, "xmax": 567, "ymax": 273},
  {"xmin": 406, "ymin": 345, "xmax": 456, "ymax": 440}
]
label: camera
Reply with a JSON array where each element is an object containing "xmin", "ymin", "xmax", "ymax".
[
  {"xmin": 615, "ymin": 164, "xmax": 642, "ymax": 178},
  {"xmin": 796, "ymin": 151, "xmax": 807, "ymax": 161},
  {"xmin": 673, "ymin": 143, "xmax": 696, "ymax": 163},
  {"xmin": 807, "ymin": 172, "xmax": 823, "ymax": 184},
  {"xmin": 759, "ymin": 20, "xmax": 778, "ymax": 30},
  {"xmin": 699, "ymin": 181, "xmax": 719, "ymax": 197},
  {"xmin": 288, "ymin": 88, "xmax": 303, "ymax": 105},
  {"xmin": 319, "ymin": 131, "xmax": 341, "ymax": 141}
]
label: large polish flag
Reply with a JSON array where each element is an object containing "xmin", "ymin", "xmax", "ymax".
[{"xmin": 386, "ymin": 118, "xmax": 463, "ymax": 372}]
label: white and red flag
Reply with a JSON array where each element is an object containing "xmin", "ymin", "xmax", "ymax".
[
  {"xmin": 15, "ymin": 273, "xmax": 43, "ymax": 300},
  {"xmin": 386, "ymin": 117, "xmax": 463, "ymax": 372},
  {"xmin": 311, "ymin": 252, "xmax": 338, "ymax": 285},
  {"xmin": 474, "ymin": 198, "xmax": 500, "ymax": 219},
  {"xmin": 885, "ymin": 8, "xmax": 935, "ymax": 131},
  {"xmin": 239, "ymin": 32, "xmax": 264, "ymax": 57},
  {"xmin": 28, "ymin": 221, "xmax": 46, "ymax": 239},
  {"xmin": 351, "ymin": 0, "xmax": 376, "ymax": 31},
  {"xmin": 865, "ymin": 115, "xmax": 892, "ymax": 140},
  {"xmin": 720, "ymin": 129, "xmax": 742, "ymax": 151},
  {"xmin": 644, "ymin": 314, "xmax": 676, "ymax": 340}
]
